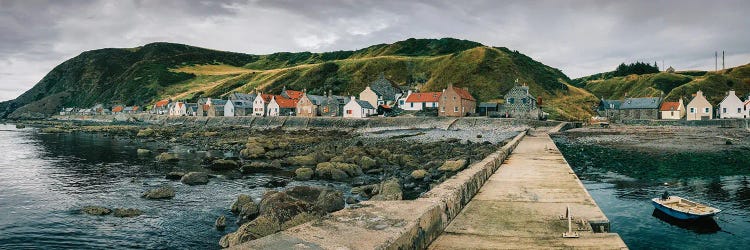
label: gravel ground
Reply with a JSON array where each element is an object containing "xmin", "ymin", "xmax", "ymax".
[{"xmin": 360, "ymin": 125, "xmax": 528, "ymax": 143}]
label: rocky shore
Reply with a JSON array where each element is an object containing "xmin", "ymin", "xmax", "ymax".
[{"xmin": 23, "ymin": 119, "xmax": 525, "ymax": 247}]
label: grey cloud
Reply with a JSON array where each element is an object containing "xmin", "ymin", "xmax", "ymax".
[{"xmin": 1, "ymin": 0, "xmax": 749, "ymax": 101}]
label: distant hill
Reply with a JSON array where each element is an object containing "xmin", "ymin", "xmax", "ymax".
[
  {"xmin": 1, "ymin": 38, "xmax": 596, "ymax": 120},
  {"xmin": 577, "ymin": 63, "xmax": 750, "ymax": 104}
]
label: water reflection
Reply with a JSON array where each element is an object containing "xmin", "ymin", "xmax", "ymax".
[{"xmin": 651, "ymin": 209, "xmax": 721, "ymax": 234}]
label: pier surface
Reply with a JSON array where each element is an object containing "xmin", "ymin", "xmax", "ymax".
[{"xmin": 429, "ymin": 129, "xmax": 627, "ymax": 249}]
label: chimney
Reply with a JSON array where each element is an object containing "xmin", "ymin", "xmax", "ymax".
[
  {"xmin": 328, "ymin": 90, "xmax": 332, "ymax": 97},
  {"xmin": 350, "ymin": 96, "xmax": 355, "ymax": 101}
]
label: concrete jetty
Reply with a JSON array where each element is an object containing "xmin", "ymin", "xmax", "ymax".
[{"xmin": 429, "ymin": 128, "xmax": 627, "ymax": 249}]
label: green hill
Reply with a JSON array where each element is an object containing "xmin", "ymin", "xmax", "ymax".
[
  {"xmin": 1, "ymin": 38, "xmax": 596, "ymax": 120},
  {"xmin": 578, "ymin": 63, "xmax": 750, "ymax": 104}
]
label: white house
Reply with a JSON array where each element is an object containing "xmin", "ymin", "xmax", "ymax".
[
  {"xmin": 719, "ymin": 90, "xmax": 745, "ymax": 119},
  {"xmin": 402, "ymin": 91, "xmax": 441, "ymax": 111},
  {"xmin": 686, "ymin": 90, "xmax": 713, "ymax": 121},
  {"xmin": 253, "ymin": 94, "xmax": 273, "ymax": 116},
  {"xmin": 744, "ymin": 97, "xmax": 750, "ymax": 119},
  {"xmin": 343, "ymin": 96, "xmax": 376, "ymax": 118},
  {"xmin": 267, "ymin": 96, "xmax": 281, "ymax": 116},
  {"xmin": 168, "ymin": 102, "xmax": 187, "ymax": 116}
]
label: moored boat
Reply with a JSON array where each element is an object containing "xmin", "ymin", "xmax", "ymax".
[{"xmin": 651, "ymin": 192, "xmax": 721, "ymax": 220}]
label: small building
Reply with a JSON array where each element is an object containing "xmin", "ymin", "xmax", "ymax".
[
  {"xmin": 502, "ymin": 84, "xmax": 540, "ymax": 119},
  {"xmin": 666, "ymin": 66, "xmax": 675, "ymax": 73},
  {"xmin": 206, "ymin": 99, "xmax": 227, "ymax": 117},
  {"xmin": 402, "ymin": 91, "xmax": 441, "ymax": 111},
  {"xmin": 438, "ymin": 84, "xmax": 477, "ymax": 117},
  {"xmin": 296, "ymin": 92, "xmax": 327, "ymax": 117},
  {"xmin": 596, "ymin": 98, "xmax": 622, "ymax": 120},
  {"xmin": 153, "ymin": 99, "xmax": 170, "ymax": 115},
  {"xmin": 112, "ymin": 105, "xmax": 124, "ymax": 114},
  {"xmin": 185, "ymin": 103, "xmax": 198, "ymax": 116},
  {"xmin": 359, "ymin": 73, "xmax": 404, "ymax": 108},
  {"xmin": 686, "ymin": 90, "xmax": 713, "ymax": 121},
  {"xmin": 659, "ymin": 98, "xmax": 685, "ymax": 120},
  {"xmin": 619, "ymin": 97, "xmax": 662, "ymax": 120},
  {"xmin": 123, "ymin": 106, "xmax": 139, "ymax": 114},
  {"xmin": 168, "ymin": 102, "xmax": 187, "ymax": 116},
  {"xmin": 478, "ymin": 102, "xmax": 500, "ymax": 116},
  {"xmin": 718, "ymin": 90, "xmax": 745, "ymax": 119},
  {"xmin": 319, "ymin": 91, "xmax": 348, "ymax": 117},
  {"xmin": 280, "ymin": 87, "xmax": 304, "ymax": 100},
  {"xmin": 343, "ymin": 96, "xmax": 376, "ymax": 118},
  {"xmin": 266, "ymin": 95, "xmax": 297, "ymax": 116},
  {"xmin": 253, "ymin": 94, "xmax": 273, "ymax": 116},
  {"xmin": 59, "ymin": 108, "xmax": 76, "ymax": 116},
  {"xmin": 225, "ymin": 98, "xmax": 253, "ymax": 117}
]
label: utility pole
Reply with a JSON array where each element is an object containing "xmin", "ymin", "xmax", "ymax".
[
  {"xmin": 715, "ymin": 51, "xmax": 718, "ymax": 71},
  {"xmin": 722, "ymin": 50, "xmax": 725, "ymax": 70}
]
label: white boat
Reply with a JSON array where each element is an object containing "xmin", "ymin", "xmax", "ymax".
[{"xmin": 651, "ymin": 194, "xmax": 721, "ymax": 220}]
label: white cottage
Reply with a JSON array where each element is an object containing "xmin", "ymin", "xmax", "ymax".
[
  {"xmin": 659, "ymin": 98, "xmax": 685, "ymax": 120},
  {"xmin": 719, "ymin": 90, "xmax": 745, "ymax": 119},
  {"xmin": 343, "ymin": 96, "xmax": 376, "ymax": 118},
  {"xmin": 686, "ymin": 90, "xmax": 713, "ymax": 121},
  {"xmin": 168, "ymin": 102, "xmax": 187, "ymax": 116},
  {"xmin": 401, "ymin": 91, "xmax": 441, "ymax": 111},
  {"xmin": 253, "ymin": 94, "xmax": 273, "ymax": 116}
]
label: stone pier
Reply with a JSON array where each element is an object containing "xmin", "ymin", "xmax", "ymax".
[{"xmin": 428, "ymin": 127, "xmax": 627, "ymax": 249}]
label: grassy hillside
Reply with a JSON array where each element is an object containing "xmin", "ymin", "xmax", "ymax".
[
  {"xmin": 579, "ymin": 63, "xmax": 750, "ymax": 104},
  {"xmin": 2, "ymin": 38, "xmax": 594, "ymax": 120}
]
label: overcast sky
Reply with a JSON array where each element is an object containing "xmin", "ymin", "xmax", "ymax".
[{"xmin": 1, "ymin": 0, "xmax": 748, "ymax": 101}]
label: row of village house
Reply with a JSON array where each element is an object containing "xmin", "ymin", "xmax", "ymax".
[
  {"xmin": 597, "ymin": 90, "xmax": 750, "ymax": 121},
  {"xmin": 62, "ymin": 74, "xmax": 547, "ymax": 119}
]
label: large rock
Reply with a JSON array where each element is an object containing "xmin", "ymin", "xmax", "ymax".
[
  {"xmin": 315, "ymin": 162, "xmax": 362, "ymax": 180},
  {"xmin": 155, "ymin": 152, "xmax": 178, "ymax": 163},
  {"xmin": 231, "ymin": 194, "xmax": 259, "ymax": 224},
  {"xmin": 411, "ymin": 169, "xmax": 428, "ymax": 179},
  {"xmin": 81, "ymin": 206, "xmax": 111, "ymax": 215},
  {"xmin": 112, "ymin": 208, "xmax": 143, "ymax": 217},
  {"xmin": 219, "ymin": 186, "xmax": 344, "ymax": 248},
  {"xmin": 215, "ymin": 215, "xmax": 227, "ymax": 230},
  {"xmin": 358, "ymin": 156, "xmax": 377, "ymax": 170},
  {"xmin": 438, "ymin": 159, "xmax": 468, "ymax": 172},
  {"xmin": 136, "ymin": 128, "xmax": 155, "ymax": 137},
  {"xmin": 240, "ymin": 144, "xmax": 266, "ymax": 159},
  {"xmin": 142, "ymin": 185, "xmax": 176, "ymax": 199},
  {"xmin": 136, "ymin": 148, "xmax": 151, "ymax": 155},
  {"xmin": 209, "ymin": 159, "xmax": 240, "ymax": 170},
  {"xmin": 180, "ymin": 172, "xmax": 209, "ymax": 185},
  {"xmin": 370, "ymin": 178, "xmax": 402, "ymax": 201},
  {"xmin": 286, "ymin": 154, "xmax": 317, "ymax": 166},
  {"xmin": 165, "ymin": 171, "xmax": 185, "ymax": 180},
  {"xmin": 294, "ymin": 167, "xmax": 314, "ymax": 181}
]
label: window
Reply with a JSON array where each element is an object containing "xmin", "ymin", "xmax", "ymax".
[
  {"xmin": 454, "ymin": 107, "xmax": 458, "ymax": 112},
  {"xmin": 441, "ymin": 107, "xmax": 445, "ymax": 112},
  {"xmin": 690, "ymin": 107, "xmax": 695, "ymax": 113},
  {"xmin": 346, "ymin": 110, "xmax": 352, "ymax": 114},
  {"xmin": 509, "ymin": 98, "xmax": 514, "ymax": 104},
  {"xmin": 671, "ymin": 111, "xmax": 674, "ymax": 116},
  {"xmin": 739, "ymin": 108, "xmax": 742, "ymax": 113},
  {"xmin": 704, "ymin": 108, "xmax": 709, "ymax": 113},
  {"xmin": 452, "ymin": 96, "xmax": 456, "ymax": 100},
  {"xmin": 723, "ymin": 108, "xmax": 727, "ymax": 113},
  {"xmin": 410, "ymin": 103, "xmax": 414, "ymax": 108},
  {"xmin": 399, "ymin": 100, "xmax": 404, "ymax": 105}
]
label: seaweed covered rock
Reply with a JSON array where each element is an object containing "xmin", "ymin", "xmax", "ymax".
[
  {"xmin": 155, "ymin": 152, "xmax": 178, "ymax": 163},
  {"xmin": 370, "ymin": 178, "xmax": 402, "ymax": 201},
  {"xmin": 438, "ymin": 159, "xmax": 468, "ymax": 172},
  {"xmin": 180, "ymin": 172, "xmax": 209, "ymax": 185},
  {"xmin": 294, "ymin": 167, "xmax": 314, "ymax": 181},
  {"xmin": 81, "ymin": 206, "xmax": 111, "ymax": 215},
  {"xmin": 315, "ymin": 162, "xmax": 362, "ymax": 181},
  {"xmin": 142, "ymin": 185, "xmax": 176, "ymax": 199}
]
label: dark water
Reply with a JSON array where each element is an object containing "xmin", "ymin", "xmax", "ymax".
[
  {"xmin": 0, "ymin": 124, "xmax": 346, "ymax": 249},
  {"xmin": 554, "ymin": 137, "xmax": 750, "ymax": 250}
]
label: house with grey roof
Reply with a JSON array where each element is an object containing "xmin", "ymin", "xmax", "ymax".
[
  {"xmin": 320, "ymin": 91, "xmax": 348, "ymax": 117},
  {"xmin": 501, "ymin": 84, "xmax": 540, "ymax": 119},
  {"xmin": 597, "ymin": 98, "xmax": 623, "ymax": 120},
  {"xmin": 359, "ymin": 73, "xmax": 404, "ymax": 108},
  {"xmin": 619, "ymin": 97, "xmax": 662, "ymax": 120},
  {"xmin": 343, "ymin": 96, "xmax": 376, "ymax": 118}
]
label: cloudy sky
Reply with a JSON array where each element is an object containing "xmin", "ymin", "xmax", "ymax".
[{"xmin": 1, "ymin": 0, "xmax": 748, "ymax": 101}]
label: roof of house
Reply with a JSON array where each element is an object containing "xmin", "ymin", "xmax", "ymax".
[
  {"xmin": 230, "ymin": 100, "xmax": 253, "ymax": 108},
  {"xmin": 355, "ymin": 99, "xmax": 375, "ymax": 109},
  {"xmin": 210, "ymin": 99, "xmax": 227, "ymax": 105},
  {"xmin": 406, "ymin": 92, "xmax": 442, "ymax": 103},
  {"xmin": 155, "ymin": 99, "xmax": 169, "ymax": 108},
  {"xmin": 620, "ymin": 97, "xmax": 662, "ymax": 109},
  {"xmin": 229, "ymin": 93, "xmax": 257, "ymax": 101},
  {"xmin": 123, "ymin": 106, "xmax": 134, "ymax": 111},
  {"xmin": 112, "ymin": 106, "xmax": 124, "ymax": 112},
  {"xmin": 451, "ymin": 86, "xmax": 476, "ymax": 101},
  {"xmin": 283, "ymin": 90, "xmax": 304, "ymax": 100},
  {"xmin": 257, "ymin": 94, "xmax": 274, "ymax": 103},
  {"xmin": 660, "ymin": 101, "xmax": 681, "ymax": 111},
  {"xmin": 303, "ymin": 94, "xmax": 327, "ymax": 105},
  {"xmin": 599, "ymin": 99, "xmax": 622, "ymax": 110},
  {"xmin": 479, "ymin": 102, "xmax": 500, "ymax": 108},
  {"xmin": 369, "ymin": 73, "xmax": 403, "ymax": 101},
  {"xmin": 273, "ymin": 95, "xmax": 298, "ymax": 108}
]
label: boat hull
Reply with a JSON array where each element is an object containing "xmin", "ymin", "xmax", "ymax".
[{"xmin": 651, "ymin": 200, "xmax": 717, "ymax": 220}]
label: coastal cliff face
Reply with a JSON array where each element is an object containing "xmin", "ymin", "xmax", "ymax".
[{"xmin": 2, "ymin": 38, "xmax": 596, "ymax": 121}]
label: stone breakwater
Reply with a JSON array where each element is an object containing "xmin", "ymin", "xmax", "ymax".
[
  {"xmin": 234, "ymin": 129, "xmax": 532, "ymax": 249},
  {"xmin": 51, "ymin": 114, "xmax": 561, "ymax": 131}
]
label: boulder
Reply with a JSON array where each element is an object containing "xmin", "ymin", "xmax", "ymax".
[
  {"xmin": 231, "ymin": 194, "xmax": 255, "ymax": 214},
  {"xmin": 438, "ymin": 159, "xmax": 468, "ymax": 172},
  {"xmin": 231, "ymin": 194, "xmax": 260, "ymax": 225},
  {"xmin": 358, "ymin": 156, "xmax": 377, "ymax": 170},
  {"xmin": 264, "ymin": 150, "xmax": 287, "ymax": 159},
  {"xmin": 286, "ymin": 154, "xmax": 317, "ymax": 166},
  {"xmin": 15, "ymin": 124, "xmax": 25, "ymax": 129},
  {"xmin": 240, "ymin": 144, "xmax": 266, "ymax": 159},
  {"xmin": 136, "ymin": 128, "xmax": 155, "ymax": 137},
  {"xmin": 210, "ymin": 159, "xmax": 240, "ymax": 170},
  {"xmin": 81, "ymin": 206, "xmax": 111, "ymax": 215},
  {"xmin": 315, "ymin": 162, "xmax": 362, "ymax": 180},
  {"xmin": 165, "ymin": 171, "xmax": 185, "ymax": 180},
  {"xmin": 215, "ymin": 215, "xmax": 227, "ymax": 230},
  {"xmin": 370, "ymin": 178, "xmax": 402, "ymax": 201},
  {"xmin": 180, "ymin": 172, "xmax": 209, "ymax": 185},
  {"xmin": 411, "ymin": 169, "xmax": 428, "ymax": 179},
  {"xmin": 294, "ymin": 167, "xmax": 314, "ymax": 181},
  {"xmin": 136, "ymin": 149, "xmax": 151, "ymax": 155},
  {"xmin": 112, "ymin": 208, "xmax": 143, "ymax": 217},
  {"xmin": 142, "ymin": 185, "xmax": 176, "ymax": 199},
  {"xmin": 155, "ymin": 152, "xmax": 178, "ymax": 163},
  {"xmin": 239, "ymin": 161, "xmax": 279, "ymax": 174}
]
